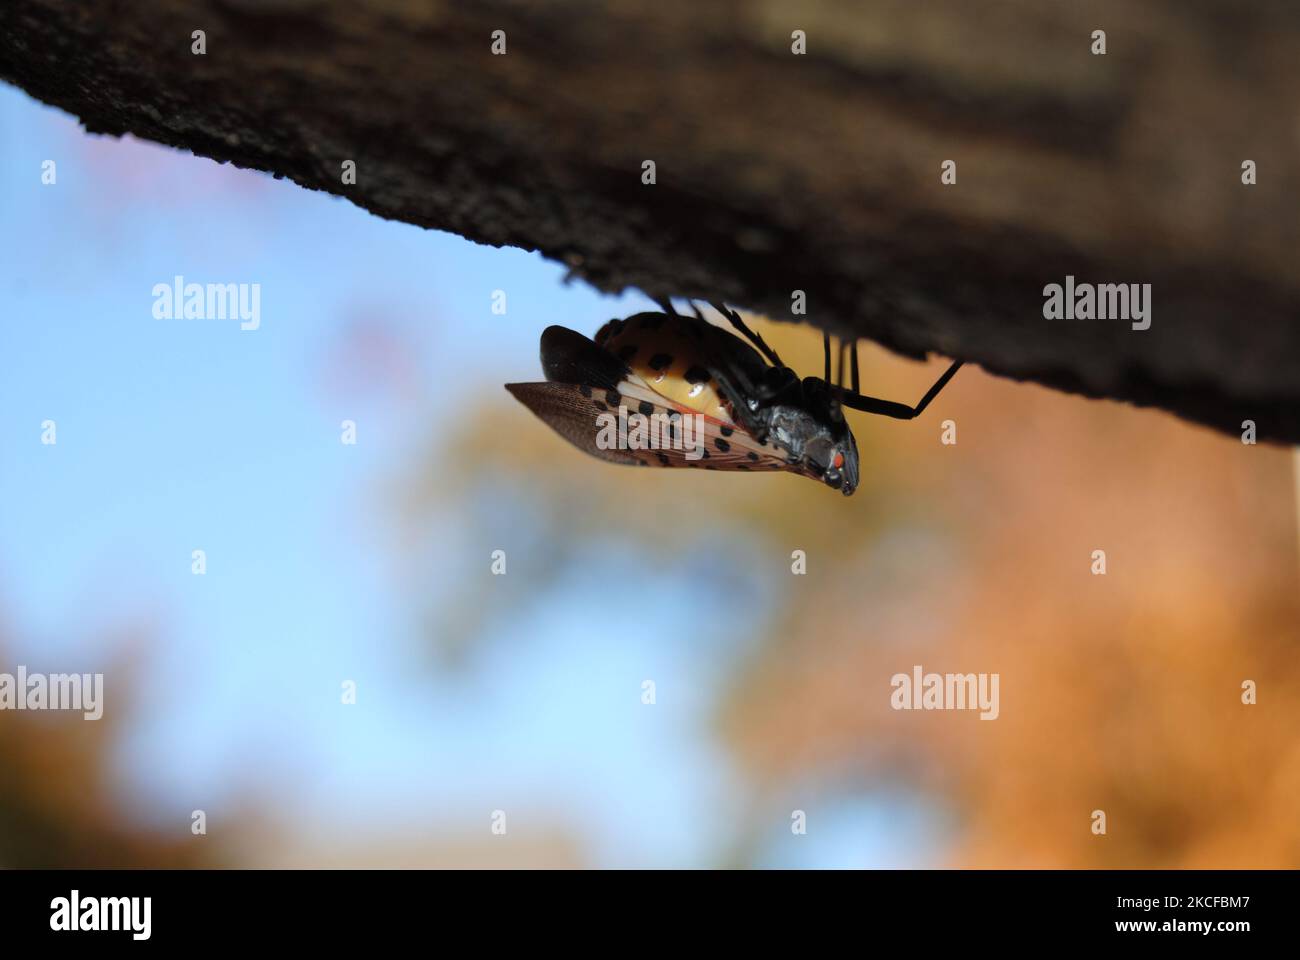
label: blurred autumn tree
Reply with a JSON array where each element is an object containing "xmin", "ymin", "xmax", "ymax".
[
  {"xmin": 0, "ymin": 630, "xmax": 217, "ymax": 868},
  {"xmin": 717, "ymin": 336, "xmax": 1300, "ymax": 868},
  {"xmin": 398, "ymin": 315, "xmax": 1300, "ymax": 867}
]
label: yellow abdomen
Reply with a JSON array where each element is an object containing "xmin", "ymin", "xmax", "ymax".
[{"xmin": 596, "ymin": 313, "xmax": 737, "ymax": 423}]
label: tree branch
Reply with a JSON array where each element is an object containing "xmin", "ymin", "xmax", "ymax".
[{"xmin": 4, "ymin": 0, "xmax": 1298, "ymax": 441}]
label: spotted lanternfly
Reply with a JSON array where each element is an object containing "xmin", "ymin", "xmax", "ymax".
[{"xmin": 505, "ymin": 299, "xmax": 963, "ymax": 496}]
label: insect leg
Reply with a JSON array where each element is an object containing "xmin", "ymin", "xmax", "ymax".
[
  {"xmin": 709, "ymin": 301, "xmax": 784, "ymax": 368},
  {"xmin": 654, "ymin": 296, "xmax": 679, "ymax": 316},
  {"xmin": 909, "ymin": 360, "xmax": 964, "ymax": 417},
  {"xmin": 707, "ymin": 365, "xmax": 771, "ymax": 441},
  {"xmin": 836, "ymin": 339, "xmax": 849, "ymax": 390},
  {"xmin": 838, "ymin": 360, "xmax": 964, "ymax": 420}
]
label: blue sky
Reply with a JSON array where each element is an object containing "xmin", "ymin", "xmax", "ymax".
[{"xmin": 0, "ymin": 84, "xmax": 939, "ymax": 867}]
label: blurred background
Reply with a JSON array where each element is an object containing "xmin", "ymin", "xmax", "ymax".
[{"xmin": 2, "ymin": 84, "xmax": 1297, "ymax": 869}]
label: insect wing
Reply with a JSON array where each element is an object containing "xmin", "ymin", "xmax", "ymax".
[
  {"xmin": 505, "ymin": 381, "xmax": 642, "ymax": 465},
  {"xmin": 506, "ymin": 380, "xmax": 792, "ymax": 473},
  {"xmin": 538, "ymin": 325, "xmax": 645, "ymax": 391},
  {"xmin": 600, "ymin": 378, "xmax": 792, "ymax": 473}
]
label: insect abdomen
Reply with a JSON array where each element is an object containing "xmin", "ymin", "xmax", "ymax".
[{"xmin": 595, "ymin": 312, "xmax": 742, "ymax": 422}]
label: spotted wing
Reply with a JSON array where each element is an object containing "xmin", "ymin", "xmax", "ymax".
[
  {"xmin": 505, "ymin": 382, "xmax": 642, "ymax": 465},
  {"xmin": 505, "ymin": 380, "xmax": 792, "ymax": 473},
  {"xmin": 611, "ymin": 377, "xmax": 790, "ymax": 471}
]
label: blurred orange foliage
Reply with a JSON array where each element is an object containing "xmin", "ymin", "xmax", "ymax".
[
  {"xmin": 419, "ymin": 315, "xmax": 1300, "ymax": 867},
  {"xmin": 0, "ymin": 634, "xmax": 215, "ymax": 868}
]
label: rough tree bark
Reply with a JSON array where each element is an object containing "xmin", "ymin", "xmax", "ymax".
[{"xmin": 3, "ymin": 0, "xmax": 1298, "ymax": 442}]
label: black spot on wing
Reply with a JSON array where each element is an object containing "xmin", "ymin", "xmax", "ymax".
[
  {"xmin": 648, "ymin": 353, "xmax": 673, "ymax": 371},
  {"xmin": 505, "ymin": 382, "xmax": 639, "ymax": 466},
  {"xmin": 684, "ymin": 365, "xmax": 710, "ymax": 384}
]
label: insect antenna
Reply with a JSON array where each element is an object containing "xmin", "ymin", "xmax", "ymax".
[
  {"xmin": 851, "ymin": 340, "xmax": 860, "ymax": 394},
  {"xmin": 823, "ymin": 332, "xmax": 831, "ymax": 383}
]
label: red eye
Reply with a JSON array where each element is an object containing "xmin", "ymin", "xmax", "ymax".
[{"xmin": 833, "ymin": 452, "xmax": 844, "ymax": 470}]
